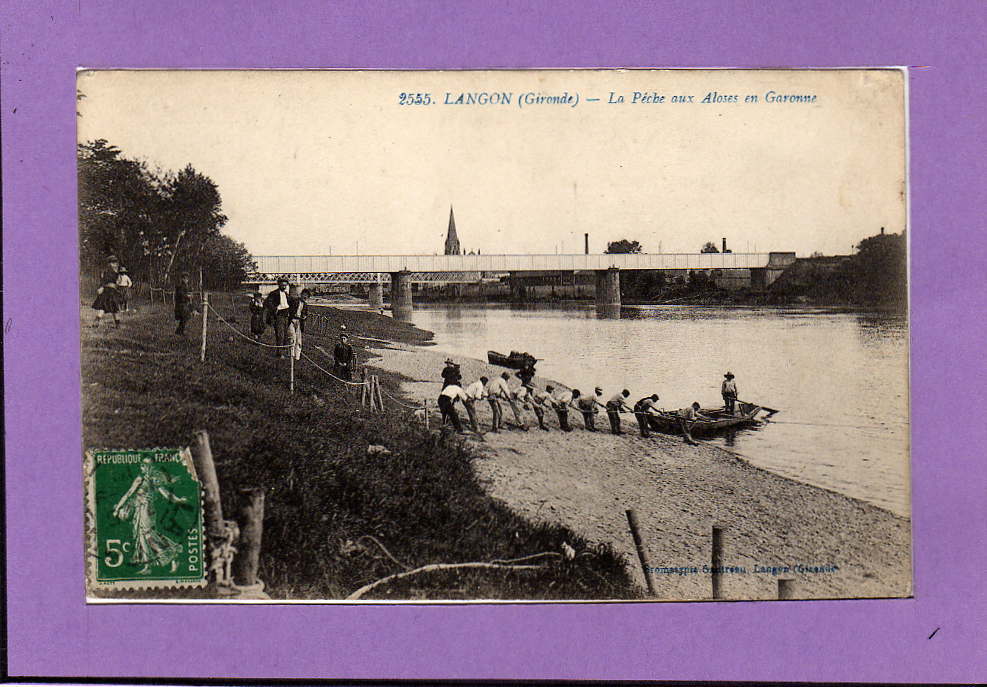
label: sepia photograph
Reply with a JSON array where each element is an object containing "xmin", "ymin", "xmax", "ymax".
[{"xmin": 78, "ymin": 68, "xmax": 910, "ymax": 602}]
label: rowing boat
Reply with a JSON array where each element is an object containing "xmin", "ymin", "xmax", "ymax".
[
  {"xmin": 646, "ymin": 402, "xmax": 763, "ymax": 435},
  {"xmin": 487, "ymin": 350, "xmax": 538, "ymax": 369}
]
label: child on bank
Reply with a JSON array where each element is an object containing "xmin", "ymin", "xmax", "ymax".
[{"xmin": 249, "ymin": 292, "xmax": 266, "ymax": 343}]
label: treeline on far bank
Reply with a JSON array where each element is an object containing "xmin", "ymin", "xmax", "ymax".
[
  {"xmin": 622, "ymin": 230, "xmax": 907, "ymax": 310},
  {"xmin": 416, "ymin": 230, "xmax": 908, "ymax": 312}
]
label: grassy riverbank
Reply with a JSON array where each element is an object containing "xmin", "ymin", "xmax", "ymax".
[{"xmin": 81, "ymin": 299, "xmax": 638, "ymax": 599}]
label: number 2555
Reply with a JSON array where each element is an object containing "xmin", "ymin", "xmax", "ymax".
[{"xmin": 399, "ymin": 92, "xmax": 431, "ymax": 105}]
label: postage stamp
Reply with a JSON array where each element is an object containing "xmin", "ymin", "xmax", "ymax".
[{"xmin": 84, "ymin": 448, "xmax": 206, "ymax": 591}]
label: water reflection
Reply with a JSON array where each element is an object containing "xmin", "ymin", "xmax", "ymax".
[{"xmin": 406, "ymin": 302, "xmax": 910, "ymax": 516}]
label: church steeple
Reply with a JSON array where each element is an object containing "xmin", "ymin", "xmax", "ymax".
[{"xmin": 444, "ymin": 205, "xmax": 461, "ymax": 255}]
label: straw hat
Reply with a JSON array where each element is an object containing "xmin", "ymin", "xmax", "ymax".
[{"xmin": 724, "ymin": 371, "xmax": 734, "ymax": 379}]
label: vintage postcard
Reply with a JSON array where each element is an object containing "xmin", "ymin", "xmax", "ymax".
[{"xmin": 78, "ymin": 68, "xmax": 909, "ymax": 602}]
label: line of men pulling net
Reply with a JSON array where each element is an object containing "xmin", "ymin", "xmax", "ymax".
[{"xmin": 436, "ymin": 358, "xmax": 743, "ymax": 445}]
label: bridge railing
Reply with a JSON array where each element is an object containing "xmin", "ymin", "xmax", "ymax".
[{"xmin": 252, "ymin": 252, "xmax": 776, "ymax": 274}]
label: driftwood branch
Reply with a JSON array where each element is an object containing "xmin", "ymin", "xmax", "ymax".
[{"xmin": 346, "ymin": 562, "xmax": 545, "ymax": 600}]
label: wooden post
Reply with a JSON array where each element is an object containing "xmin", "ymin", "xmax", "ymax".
[
  {"xmin": 625, "ymin": 509, "xmax": 656, "ymax": 596},
  {"xmin": 374, "ymin": 375, "xmax": 385, "ymax": 410},
  {"xmin": 424, "ymin": 399, "xmax": 429, "ymax": 429},
  {"xmin": 360, "ymin": 377, "xmax": 368, "ymax": 407},
  {"xmin": 190, "ymin": 430, "xmax": 225, "ymax": 585},
  {"xmin": 711, "ymin": 525, "xmax": 725, "ymax": 599},
  {"xmin": 200, "ymin": 292, "xmax": 209, "ymax": 362},
  {"xmin": 777, "ymin": 577, "xmax": 795, "ymax": 600},
  {"xmin": 233, "ymin": 488, "xmax": 265, "ymax": 587},
  {"xmin": 289, "ymin": 350, "xmax": 295, "ymax": 393}
]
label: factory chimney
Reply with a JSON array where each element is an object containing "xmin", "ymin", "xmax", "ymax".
[{"xmin": 584, "ymin": 233, "xmax": 589, "ymax": 255}]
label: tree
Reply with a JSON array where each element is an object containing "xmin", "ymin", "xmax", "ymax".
[
  {"xmin": 850, "ymin": 230, "xmax": 907, "ymax": 308},
  {"xmin": 605, "ymin": 239, "xmax": 642, "ymax": 254},
  {"xmin": 700, "ymin": 242, "xmax": 720, "ymax": 253},
  {"xmin": 199, "ymin": 234, "xmax": 257, "ymax": 290}
]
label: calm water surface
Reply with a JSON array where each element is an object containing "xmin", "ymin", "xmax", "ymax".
[{"xmin": 399, "ymin": 303, "xmax": 910, "ymax": 517}]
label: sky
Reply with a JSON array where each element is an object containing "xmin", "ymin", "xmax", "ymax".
[{"xmin": 77, "ymin": 69, "xmax": 906, "ymax": 258}]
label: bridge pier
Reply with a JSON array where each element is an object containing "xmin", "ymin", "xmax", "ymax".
[
  {"xmin": 595, "ymin": 267, "xmax": 621, "ymax": 318},
  {"xmin": 390, "ymin": 270, "xmax": 413, "ymax": 321},
  {"xmin": 368, "ymin": 281, "xmax": 384, "ymax": 309}
]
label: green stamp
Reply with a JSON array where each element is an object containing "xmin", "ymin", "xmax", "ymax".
[{"xmin": 85, "ymin": 448, "xmax": 206, "ymax": 591}]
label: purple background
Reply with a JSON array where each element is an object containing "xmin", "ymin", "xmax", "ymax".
[{"xmin": 4, "ymin": 0, "xmax": 986, "ymax": 681}]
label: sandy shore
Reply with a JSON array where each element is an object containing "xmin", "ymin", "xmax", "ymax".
[{"xmin": 365, "ymin": 341, "xmax": 912, "ymax": 600}]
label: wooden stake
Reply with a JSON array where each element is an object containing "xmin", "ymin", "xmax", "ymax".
[
  {"xmin": 374, "ymin": 375, "xmax": 385, "ymax": 411},
  {"xmin": 625, "ymin": 509, "xmax": 656, "ymax": 596},
  {"xmin": 423, "ymin": 399, "xmax": 429, "ymax": 429},
  {"xmin": 777, "ymin": 577, "xmax": 795, "ymax": 600},
  {"xmin": 289, "ymin": 350, "xmax": 295, "ymax": 393},
  {"xmin": 233, "ymin": 488, "xmax": 266, "ymax": 587},
  {"xmin": 190, "ymin": 430, "xmax": 224, "ymax": 585},
  {"xmin": 200, "ymin": 292, "xmax": 209, "ymax": 362},
  {"xmin": 711, "ymin": 525, "xmax": 725, "ymax": 600},
  {"xmin": 361, "ymin": 377, "xmax": 368, "ymax": 407}
]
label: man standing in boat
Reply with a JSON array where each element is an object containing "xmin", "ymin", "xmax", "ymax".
[{"xmin": 721, "ymin": 371, "xmax": 738, "ymax": 415}]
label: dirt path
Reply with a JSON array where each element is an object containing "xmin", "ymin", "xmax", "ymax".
[{"xmin": 368, "ymin": 343, "xmax": 911, "ymax": 600}]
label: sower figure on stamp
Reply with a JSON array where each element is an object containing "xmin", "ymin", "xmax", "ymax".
[
  {"xmin": 91, "ymin": 254, "xmax": 122, "ymax": 328},
  {"xmin": 174, "ymin": 272, "xmax": 194, "ymax": 336},
  {"xmin": 264, "ymin": 279, "xmax": 292, "ymax": 358},
  {"xmin": 112, "ymin": 458, "xmax": 189, "ymax": 574}
]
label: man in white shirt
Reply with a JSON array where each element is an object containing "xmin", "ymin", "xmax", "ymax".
[
  {"xmin": 462, "ymin": 376, "xmax": 487, "ymax": 434},
  {"xmin": 524, "ymin": 384, "xmax": 554, "ymax": 431},
  {"xmin": 721, "ymin": 372, "xmax": 738, "ymax": 415},
  {"xmin": 438, "ymin": 383, "xmax": 469, "ymax": 433},
  {"xmin": 263, "ymin": 279, "xmax": 292, "ymax": 358},
  {"xmin": 484, "ymin": 375, "xmax": 506, "ymax": 432},
  {"xmin": 552, "ymin": 386, "xmax": 574, "ymax": 432},
  {"xmin": 677, "ymin": 402, "xmax": 707, "ymax": 445},
  {"xmin": 605, "ymin": 389, "xmax": 633, "ymax": 435},
  {"xmin": 498, "ymin": 371, "xmax": 529, "ymax": 431}
]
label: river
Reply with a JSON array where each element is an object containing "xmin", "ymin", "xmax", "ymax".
[{"xmin": 392, "ymin": 303, "xmax": 910, "ymax": 517}]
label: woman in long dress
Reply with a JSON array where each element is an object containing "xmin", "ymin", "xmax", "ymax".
[
  {"xmin": 112, "ymin": 458, "xmax": 188, "ymax": 574},
  {"xmin": 91, "ymin": 255, "xmax": 122, "ymax": 327}
]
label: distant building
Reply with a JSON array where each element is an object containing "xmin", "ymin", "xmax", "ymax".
[{"xmin": 444, "ymin": 206, "xmax": 461, "ymax": 255}]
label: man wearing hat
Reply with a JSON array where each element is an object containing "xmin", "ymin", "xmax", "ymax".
[
  {"xmin": 263, "ymin": 279, "xmax": 292, "ymax": 357},
  {"xmin": 333, "ymin": 331, "xmax": 355, "ymax": 380},
  {"xmin": 440, "ymin": 358, "xmax": 462, "ymax": 389},
  {"xmin": 721, "ymin": 371, "xmax": 738, "ymax": 415}
]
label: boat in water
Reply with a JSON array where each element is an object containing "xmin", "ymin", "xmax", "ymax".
[
  {"xmin": 647, "ymin": 402, "xmax": 763, "ymax": 436},
  {"xmin": 487, "ymin": 350, "xmax": 538, "ymax": 369}
]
